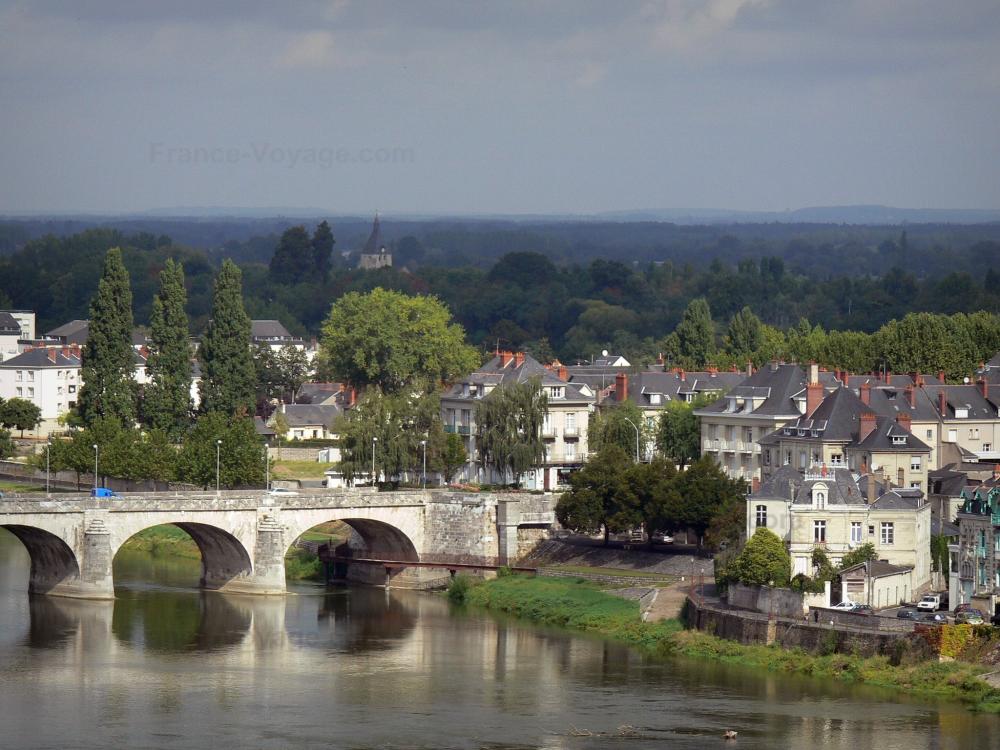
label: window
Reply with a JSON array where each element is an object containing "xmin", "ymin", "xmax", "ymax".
[
  {"xmin": 784, "ymin": 451, "xmax": 791, "ymax": 466},
  {"xmin": 830, "ymin": 453, "xmax": 843, "ymax": 465},
  {"xmin": 68, "ymin": 385, "xmax": 76, "ymax": 394},
  {"xmin": 15, "ymin": 370, "xmax": 22, "ymax": 381},
  {"xmin": 947, "ymin": 429, "xmax": 957, "ymax": 443},
  {"xmin": 565, "ymin": 442, "xmax": 576, "ymax": 460},
  {"xmin": 565, "ymin": 412, "xmax": 576, "ymax": 431},
  {"xmin": 27, "ymin": 387, "xmax": 34, "ymax": 398},
  {"xmin": 755, "ymin": 505, "xmax": 767, "ymax": 528},
  {"xmin": 984, "ymin": 443, "xmax": 993, "ymax": 452},
  {"xmin": 743, "ymin": 428, "xmax": 753, "ymax": 443},
  {"xmin": 814, "ymin": 520, "xmax": 826, "ymax": 543},
  {"xmin": 881, "ymin": 522, "xmax": 894, "ymax": 545},
  {"xmin": 851, "ymin": 522, "xmax": 863, "ymax": 544},
  {"xmin": 910, "ymin": 456, "xmax": 921, "ymax": 471},
  {"xmin": 549, "ymin": 386, "xmax": 564, "ymax": 399},
  {"xmin": 763, "ymin": 449, "xmax": 771, "ymax": 466},
  {"xmin": 27, "ymin": 370, "xmax": 33, "ymax": 381},
  {"xmin": 926, "ymin": 429, "xmax": 933, "ymax": 440},
  {"xmin": 970, "ymin": 428, "xmax": 980, "ymax": 439},
  {"xmin": 650, "ymin": 393, "xmax": 661, "ymax": 405},
  {"xmin": 799, "ymin": 451, "xmax": 807, "ymax": 469},
  {"xmin": 15, "ymin": 387, "xmax": 22, "ymax": 396}
]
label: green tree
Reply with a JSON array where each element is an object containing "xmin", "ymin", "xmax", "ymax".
[
  {"xmin": 269, "ymin": 226, "xmax": 313, "ymax": 284},
  {"xmin": 731, "ymin": 528, "xmax": 791, "ymax": 587},
  {"xmin": 319, "ymin": 288, "xmax": 480, "ymax": 393},
  {"xmin": 143, "ymin": 258, "xmax": 192, "ymax": 439},
  {"xmin": 475, "ymin": 378, "xmax": 547, "ymax": 485},
  {"xmin": 629, "ymin": 456, "xmax": 680, "ymax": 539},
  {"xmin": 136, "ymin": 429, "xmax": 178, "ymax": 485},
  {"xmin": 556, "ymin": 446, "xmax": 641, "ymax": 544},
  {"xmin": 311, "ymin": 220, "xmax": 335, "ymax": 279},
  {"xmin": 199, "ymin": 260, "xmax": 255, "ymax": 416},
  {"xmin": 0, "ymin": 428, "xmax": 14, "ymax": 459},
  {"xmin": 656, "ymin": 399, "xmax": 700, "ymax": 469},
  {"xmin": 674, "ymin": 297, "xmax": 715, "ymax": 368},
  {"xmin": 589, "ymin": 401, "xmax": 649, "ymax": 461},
  {"xmin": 441, "ymin": 432, "xmax": 468, "ymax": 484},
  {"xmin": 177, "ymin": 412, "xmax": 265, "ymax": 489},
  {"xmin": 78, "ymin": 247, "xmax": 137, "ymax": 428},
  {"xmin": 0, "ymin": 397, "xmax": 42, "ymax": 437},
  {"xmin": 675, "ymin": 456, "xmax": 746, "ymax": 546},
  {"xmin": 725, "ymin": 306, "xmax": 762, "ymax": 360},
  {"xmin": 839, "ymin": 542, "xmax": 877, "ymax": 571},
  {"xmin": 277, "ymin": 344, "xmax": 310, "ymax": 403}
]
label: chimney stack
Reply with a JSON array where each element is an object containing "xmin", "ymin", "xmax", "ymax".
[
  {"xmin": 499, "ymin": 351, "xmax": 512, "ymax": 367},
  {"xmin": 47, "ymin": 349, "xmax": 56, "ymax": 363},
  {"xmin": 615, "ymin": 372, "xmax": 628, "ymax": 402},
  {"xmin": 937, "ymin": 370, "xmax": 946, "ymax": 383},
  {"xmin": 514, "ymin": 351, "xmax": 525, "ymax": 367},
  {"xmin": 866, "ymin": 472, "xmax": 876, "ymax": 506},
  {"xmin": 557, "ymin": 365, "xmax": 568, "ymax": 382},
  {"xmin": 896, "ymin": 413, "xmax": 912, "ymax": 433},
  {"xmin": 679, "ymin": 368, "xmax": 686, "ymax": 382},
  {"xmin": 747, "ymin": 361, "xmax": 753, "ymax": 377},
  {"xmin": 860, "ymin": 381, "xmax": 871, "ymax": 406},
  {"xmin": 860, "ymin": 411, "xmax": 877, "ymax": 442},
  {"xmin": 938, "ymin": 390, "xmax": 947, "ymax": 416},
  {"xmin": 905, "ymin": 384, "xmax": 916, "ymax": 408},
  {"xmin": 657, "ymin": 352, "xmax": 664, "ymax": 366},
  {"xmin": 808, "ymin": 362, "xmax": 819, "ymax": 385},
  {"xmin": 915, "ymin": 372, "xmax": 924, "ymax": 387},
  {"xmin": 806, "ymin": 381, "xmax": 824, "ymax": 418},
  {"xmin": 978, "ymin": 378, "xmax": 989, "ymax": 399}
]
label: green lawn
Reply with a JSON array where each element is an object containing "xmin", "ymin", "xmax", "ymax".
[
  {"xmin": 546, "ymin": 564, "xmax": 676, "ymax": 581},
  {"xmin": 0, "ymin": 481, "xmax": 44, "ymax": 493},
  {"xmin": 272, "ymin": 460, "xmax": 336, "ymax": 480}
]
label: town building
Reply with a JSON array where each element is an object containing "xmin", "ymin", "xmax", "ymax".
[
  {"xmin": 0, "ymin": 312, "xmax": 23, "ymax": 363},
  {"xmin": 955, "ymin": 473, "xmax": 1000, "ymax": 618},
  {"xmin": 0, "ymin": 346, "xmax": 82, "ymax": 429},
  {"xmin": 922, "ymin": 380, "xmax": 1000, "ymax": 465},
  {"xmin": 357, "ymin": 214, "xmax": 392, "ymax": 270},
  {"xmin": 612, "ymin": 367, "xmax": 744, "ymax": 435},
  {"xmin": 251, "ymin": 320, "xmax": 306, "ymax": 352},
  {"xmin": 441, "ymin": 351, "xmax": 595, "ymax": 490},
  {"xmin": 748, "ymin": 464, "xmax": 932, "ymax": 592},
  {"xmin": 269, "ymin": 403, "xmax": 341, "ymax": 441}
]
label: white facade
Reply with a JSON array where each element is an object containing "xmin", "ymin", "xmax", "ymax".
[{"xmin": 0, "ymin": 349, "xmax": 81, "ymax": 424}]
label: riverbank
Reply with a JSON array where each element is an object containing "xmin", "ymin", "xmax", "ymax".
[{"xmin": 459, "ymin": 574, "xmax": 1000, "ymax": 712}]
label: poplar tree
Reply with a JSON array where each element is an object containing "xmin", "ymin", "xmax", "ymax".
[
  {"xmin": 78, "ymin": 247, "xmax": 137, "ymax": 428},
  {"xmin": 674, "ymin": 297, "xmax": 715, "ymax": 368},
  {"xmin": 144, "ymin": 259, "xmax": 192, "ymax": 438},
  {"xmin": 311, "ymin": 220, "xmax": 335, "ymax": 278},
  {"xmin": 199, "ymin": 260, "xmax": 255, "ymax": 416}
]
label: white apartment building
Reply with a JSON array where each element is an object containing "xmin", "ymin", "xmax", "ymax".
[{"xmin": 0, "ymin": 346, "xmax": 82, "ymax": 429}]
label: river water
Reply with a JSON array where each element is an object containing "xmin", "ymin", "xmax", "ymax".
[{"xmin": 0, "ymin": 530, "xmax": 997, "ymax": 749}]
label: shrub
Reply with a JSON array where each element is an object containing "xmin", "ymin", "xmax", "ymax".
[
  {"xmin": 447, "ymin": 574, "xmax": 474, "ymax": 603},
  {"xmin": 731, "ymin": 528, "xmax": 791, "ymax": 587}
]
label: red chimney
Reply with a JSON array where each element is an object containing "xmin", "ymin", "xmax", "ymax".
[
  {"xmin": 514, "ymin": 351, "xmax": 525, "ymax": 367},
  {"xmin": 978, "ymin": 378, "xmax": 989, "ymax": 399},
  {"xmin": 751, "ymin": 477, "xmax": 761, "ymax": 493},
  {"xmin": 615, "ymin": 372, "xmax": 628, "ymax": 402},
  {"xmin": 657, "ymin": 352, "xmax": 664, "ymax": 365},
  {"xmin": 938, "ymin": 390, "xmax": 947, "ymax": 416},
  {"xmin": 859, "ymin": 381, "xmax": 871, "ymax": 406},
  {"xmin": 730, "ymin": 364, "xmax": 738, "ymax": 373},
  {"xmin": 915, "ymin": 372, "xmax": 924, "ymax": 387},
  {"xmin": 499, "ymin": 351, "xmax": 512, "ymax": 367},
  {"xmin": 679, "ymin": 368, "xmax": 686, "ymax": 382},
  {"xmin": 806, "ymin": 381, "xmax": 824, "ymax": 417},
  {"xmin": 348, "ymin": 386, "xmax": 357, "ymax": 407},
  {"xmin": 905, "ymin": 384, "xmax": 915, "ymax": 408},
  {"xmin": 937, "ymin": 370, "xmax": 945, "ymax": 383},
  {"xmin": 834, "ymin": 368, "xmax": 841, "ymax": 382},
  {"xmin": 842, "ymin": 370, "xmax": 851, "ymax": 386},
  {"xmin": 896, "ymin": 413, "xmax": 911, "ymax": 433},
  {"xmin": 747, "ymin": 361, "xmax": 754, "ymax": 377},
  {"xmin": 860, "ymin": 411, "xmax": 877, "ymax": 442},
  {"xmin": 47, "ymin": 349, "xmax": 56, "ymax": 363},
  {"xmin": 557, "ymin": 365, "xmax": 568, "ymax": 382}
]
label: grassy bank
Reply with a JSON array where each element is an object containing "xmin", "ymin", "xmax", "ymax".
[
  {"xmin": 459, "ymin": 574, "xmax": 1000, "ymax": 712},
  {"xmin": 121, "ymin": 525, "xmax": 201, "ymax": 559}
]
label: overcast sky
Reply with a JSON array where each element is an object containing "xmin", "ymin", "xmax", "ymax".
[{"xmin": 1, "ymin": 0, "xmax": 999, "ymax": 215}]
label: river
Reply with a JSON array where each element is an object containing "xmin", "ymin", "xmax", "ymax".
[{"xmin": 0, "ymin": 530, "xmax": 997, "ymax": 749}]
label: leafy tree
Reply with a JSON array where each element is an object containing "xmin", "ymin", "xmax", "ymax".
[
  {"xmin": 588, "ymin": 401, "xmax": 649, "ymax": 461},
  {"xmin": 874, "ymin": 312, "xmax": 977, "ymax": 380},
  {"xmin": 320, "ymin": 288, "xmax": 480, "ymax": 393},
  {"xmin": 199, "ymin": 260, "xmax": 255, "ymax": 416},
  {"xmin": 730, "ymin": 528, "xmax": 791, "ymax": 587},
  {"xmin": 143, "ymin": 258, "xmax": 192, "ymax": 439},
  {"xmin": 78, "ymin": 247, "xmax": 137, "ymax": 428},
  {"xmin": 930, "ymin": 535, "xmax": 951, "ymax": 577},
  {"xmin": 556, "ymin": 446, "xmax": 642, "ymax": 544},
  {"xmin": 674, "ymin": 297, "xmax": 715, "ymax": 368},
  {"xmin": 656, "ymin": 399, "xmax": 700, "ymax": 469},
  {"xmin": 475, "ymin": 378, "xmax": 548, "ymax": 485},
  {"xmin": 0, "ymin": 397, "xmax": 42, "ymax": 437},
  {"xmin": 675, "ymin": 456, "xmax": 745, "ymax": 546},
  {"xmin": 252, "ymin": 342, "xmax": 283, "ymax": 407},
  {"xmin": 725, "ymin": 306, "xmax": 762, "ymax": 360},
  {"xmin": 628, "ymin": 457, "xmax": 680, "ymax": 538},
  {"xmin": 277, "ymin": 344, "xmax": 310, "ymax": 403},
  {"xmin": 0, "ymin": 428, "xmax": 14, "ymax": 459},
  {"xmin": 177, "ymin": 412, "xmax": 265, "ymax": 489},
  {"xmin": 441, "ymin": 432, "xmax": 468, "ymax": 484},
  {"xmin": 839, "ymin": 542, "xmax": 877, "ymax": 570},
  {"xmin": 311, "ymin": 220, "xmax": 335, "ymax": 279},
  {"xmin": 136, "ymin": 429, "xmax": 178, "ymax": 485},
  {"xmin": 269, "ymin": 226, "xmax": 313, "ymax": 284},
  {"xmin": 333, "ymin": 384, "xmax": 443, "ymax": 486}
]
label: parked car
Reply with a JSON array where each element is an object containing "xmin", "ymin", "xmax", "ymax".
[
  {"xmin": 896, "ymin": 608, "xmax": 919, "ymax": 620},
  {"xmin": 920, "ymin": 612, "xmax": 948, "ymax": 624},
  {"xmin": 91, "ymin": 487, "xmax": 119, "ymax": 498},
  {"xmin": 653, "ymin": 532, "xmax": 674, "ymax": 544},
  {"xmin": 954, "ymin": 603, "xmax": 979, "ymax": 615},
  {"xmin": 956, "ymin": 610, "xmax": 986, "ymax": 625},
  {"xmin": 917, "ymin": 594, "xmax": 945, "ymax": 611},
  {"xmin": 831, "ymin": 601, "xmax": 858, "ymax": 610},
  {"xmin": 852, "ymin": 604, "xmax": 874, "ymax": 615},
  {"xmin": 268, "ymin": 487, "xmax": 298, "ymax": 496}
]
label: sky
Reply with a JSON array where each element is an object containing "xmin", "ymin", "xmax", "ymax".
[{"xmin": 1, "ymin": 0, "xmax": 999, "ymax": 216}]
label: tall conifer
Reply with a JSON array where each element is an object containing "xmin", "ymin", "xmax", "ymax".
[
  {"xmin": 199, "ymin": 260, "xmax": 255, "ymax": 416},
  {"xmin": 78, "ymin": 247, "xmax": 137, "ymax": 427},
  {"xmin": 144, "ymin": 259, "xmax": 192, "ymax": 438}
]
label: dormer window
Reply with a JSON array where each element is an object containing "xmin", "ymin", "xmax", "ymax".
[
  {"xmin": 812, "ymin": 483, "xmax": 828, "ymax": 509},
  {"xmin": 955, "ymin": 406, "xmax": 969, "ymax": 419},
  {"xmin": 892, "ymin": 435, "xmax": 906, "ymax": 445},
  {"xmin": 783, "ymin": 427, "xmax": 792, "ymax": 435},
  {"xmin": 549, "ymin": 386, "xmax": 564, "ymax": 399},
  {"xmin": 650, "ymin": 393, "xmax": 661, "ymax": 405}
]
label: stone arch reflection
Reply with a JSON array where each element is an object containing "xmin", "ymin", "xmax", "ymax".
[
  {"xmin": 1, "ymin": 524, "xmax": 80, "ymax": 594},
  {"xmin": 112, "ymin": 589, "xmax": 251, "ymax": 653},
  {"xmin": 287, "ymin": 587, "xmax": 418, "ymax": 653}
]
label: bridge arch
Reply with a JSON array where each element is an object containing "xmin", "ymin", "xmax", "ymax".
[
  {"xmin": 1, "ymin": 524, "xmax": 81, "ymax": 595},
  {"xmin": 112, "ymin": 522, "xmax": 253, "ymax": 592}
]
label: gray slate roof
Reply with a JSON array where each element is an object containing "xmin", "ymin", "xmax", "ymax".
[
  {"xmin": 840, "ymin": 560, "xmax": 913, "ymax": 578},
  {"xmin": 0, "ymin": 312, "xmax": 20, "ymax": 336},
  {"xmin": 627, "ymin": 370, "xmax": 743, "ymax": 408},
  {"xmin": 696, "ymin": 363, "xmax": 832, "ymax": 418},
  {"xmin": 0, "ymin": 347, "xmax": 80, "ymax": 368},
  {"xmin": 445, "ymin": 353, "xmax": 593, "ymax": 403},
  {"xmin": 922, "ymin": 383, "xmax": 1000, "ymax": 419},
  {"xmin": 362, "ymin": 214, "xmax": 385, "ymax": 254},
  {"xmin": 276, "ymin": 404, "xmax": 341, "ymax": 427},
  {"xmin": 250, "ymin": 320, "xmax": 294, "ymax": 340}
]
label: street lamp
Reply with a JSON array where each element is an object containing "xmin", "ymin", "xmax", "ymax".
[
  {"xmin": 372, "ymin": 436, "xmax": 378, "ymax": 486},
  {"xmin": 420, "ymin": 439, "xmax": 427, "ymax": 490},
  {"xmin": 45, "ymin": 441, "xmax": 51, "ymax": 497},
  {"xmin": 623, "ymin": 417, "xmax": 640, "ymax": 464},
  {"xmin": 215, "ymin": 439, "xmax": 222, "ymax": 495},
  {"xmin": 264, "ymin": 443, "xmax": 269, "ymax": 490},
  {"xmin": 92, "ymin": 444, "xmax": 98, "ymax": 491}
]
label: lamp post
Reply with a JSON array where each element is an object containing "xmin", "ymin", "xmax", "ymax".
[
  {"xmin": 420, "ymin": 439, "xmax": 427, "ymax": 490},
  {"xmin": 372, "ymin": 436, "xmax": 378, "ymax": 486},
  {"xmin": 45, "ymin": 441, "xmax": 51, "ymax": 497},
  {"xmin": 623, "ymin": 417, "xmax": 640, "ymax": 464},
  {"xmin": 215, "ymin": 439, "xmax": 222, "ymax": 495},
  {"xmin": 264, "ymin": 443, "xmax": 269, "ymax": 490},
  {"xmin": 92, "ymin": 444, "xmax": 98, "ymax": 491}
]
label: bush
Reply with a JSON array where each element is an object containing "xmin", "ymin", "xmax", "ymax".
[
  {"xmin": 731, "ymin": 528, "xmax": 791, "ymax": 587},
  {"xmin": 447, "ymin": 574, "xmax": 474, "ymax": 603}
]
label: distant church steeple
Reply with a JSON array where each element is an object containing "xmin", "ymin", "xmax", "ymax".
[{"xmin": 358, "ymin": 212, "xmax": 392, "ymax": 269}]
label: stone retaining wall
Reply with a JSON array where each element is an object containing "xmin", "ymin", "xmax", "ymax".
[{"xmin": 538, "ymin": 569, "xmax": 672, "ymax": 586}]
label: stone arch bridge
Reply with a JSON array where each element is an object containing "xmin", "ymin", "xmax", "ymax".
[{"xmin": 0, "ymin": 489, "xmax": 555, "ymax": 599}]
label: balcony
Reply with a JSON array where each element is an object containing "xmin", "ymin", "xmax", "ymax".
[
  {"xmin": 563, "ymin": 426, "xmax": 579, "ymax": 439},
  {"xmin": 703, "ymin": 439, "xmax": 720, "ymax": 452},
  {"xmin": 541, "ymin": 426, "xmax": 556, "ymax": 439},
  {"xmin": 720, "ymin": 439, "xmax": 737, "ymax": 451},
  {"xmin": 444, "ymin": 424, "xmax": 471, "ymax": 435}
]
